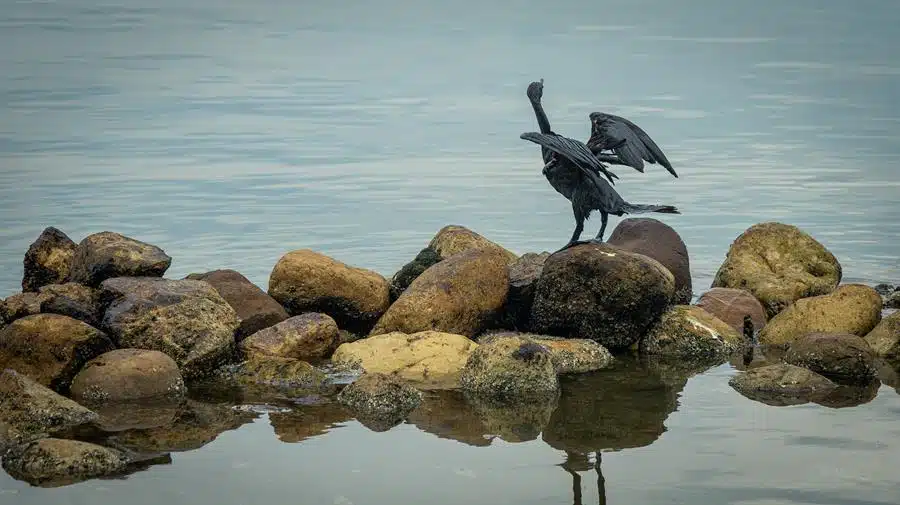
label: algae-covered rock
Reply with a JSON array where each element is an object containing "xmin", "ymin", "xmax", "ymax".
[
  {"xmin": 477, "ymin": 331, "xmax": 613, "ymax": 375},
  {"xmin": 185, "ymin": 269, "xmax": 290, "ymax": 340},
  {"xmin": 0, "ymin": 292, "xmax": 43, "ymax": 324},
  {"xmin": 2, "ymin": 438, "xmax": 129, "ymax": 487},
  {"xmin": 70, "ymin": 231, "xmax": 172, "ymax": 287},
  {"xmin": 337, "ymin": 372, "xmax": 423, "ymax": 431},
  {"xmin": 728, "ymin": 363, "xmax": 838, "ymax": 406},
  {"xmin": 70, "ymin": 349, "xmax": 186, "ymax": 403},
  {"xmin": 223, "ymin": 355, "xmax": 326, "ymax": 392},
  {"xmin": 22, "ymin": 226, "xmax": 77, "ymax": 292},
  {"xmin": 864, "ymin": 311, "xmax": 900, "ymax": 363},
  {"xmin": 784, "ymin": 332, "xmax": 877, "ymax": 385},
  {"xmin": 459, "ymin": 335, "xmax": 559, "ymax": 402},
  {"xmin": 640, "ymin": 305, "xmax": 745, "ymax": 361},
  {"xmin": 239, "ymin": 312, "xmax": 340, "ymax": 362},
  {"xmin": 37, "ymin": 282, "xmax": 102, "ymax": 327}
]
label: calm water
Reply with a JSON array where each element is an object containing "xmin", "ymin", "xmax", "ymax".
[{"xmin": 2, "ymin": 0, "xmax": 899, "ymax": 503}]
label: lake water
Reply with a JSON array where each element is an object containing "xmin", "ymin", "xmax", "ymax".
[{"xmin": 1, "ymin": 0, "xmax": 899, "ymax": 503}]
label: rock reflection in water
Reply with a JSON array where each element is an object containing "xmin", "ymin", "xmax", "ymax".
[
  {"xmin": 268, "ymin": 398, "xmax": 352, "ymax": 443},
  {"xmin": 405, "ymin": 390, "xmax": 492, "ymax": 447}
]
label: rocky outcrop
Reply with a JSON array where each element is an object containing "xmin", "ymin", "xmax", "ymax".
[
  {"xmin": 336, "ymin": 372, "xmax": 423, "ymax": 431},
  {"xmin": 459, "ymin": 334, "xmax": 559, "ymax": 402},
  {"xmin": 784, "ymin": 332, "xmax": 877, "ymax": 385},
  {"xmin": 371, "ymin": 247, "xmax": 510, "ymax": 338},
  {"xmin": 1, "ymin": 438, "xmax": 129, "ymax": 487},
  {"xmin": 37, "ymin": 282, "xmax": 102, "ymax": 327},
  {"xmin": 711, "ymin": 222, "xmax": 842, "ymax": 318},
  {"xmin": 184, "ymin": 269, "xmax": 289, "ymax": 340},
  {"xmin": 529, "ymin": 243, "xmax": 675, "ymax": 350},
  {"xmin": 695, "ymin": 287, "xmax": 768, "ymax": 335},
  {"xmin": 864, "ymin": 311, "xmax": 900, "ymax": 363},
  {"xmin": 477, "ymin": 331, "xmax": 613, "ymax": 375},
  {"xmin": 607, "ymin": 217, "xmax": 693, "ymax": 304},
  {"xmin": 728, "ymin": 363, "xmax": 837, "ymax": 406},
  {"xmin": 757, "ymin": 284, "xmax": 883, "ymax": 347},
  {"xmin": 499, "ymin": 252, "xmax": 549, "ymax": 331},
  {"xmin": 70, "ymin": 232, "xmax": 172, "ymax": 287},
  {"xmin": 70, "ymin": 349, "xmax": 186, "ymax": 403},
  {"xmin": 22, "ymin": 226, "xmax": 77, "ymax": 292},
  {"xmin": 640, "ymin": 305, "xmax": 745, "ymax": 361},
  {"xmin": 268, "ymin": 249, "xmax": 391, "ymax": 334},
  {"xmin": 239, "ymin": 312, "xmax": 340, "ymax": 362}
]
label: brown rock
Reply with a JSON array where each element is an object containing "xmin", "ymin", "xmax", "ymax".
[
  {"xmin": 223, "ymin": 355, "xmax": 327, "ymax": 392},
  {"xmin": 863, "ymin": 311, "xmax": 900, "ymax": 363},
  {"xmin": 371, "ymin": 247, "xmax": 510, "ymax": 338},
  {"xmin": 607, "ymin": 217, "xmax": 692, "ymax": 304},
  {"xmin": 784, "ymin": 332, "xmax": 877, "ymax": 385},
  {"xmin": 0, "ymin": 292, "xmax": 42, "ymax": 324},
  {"xmin": 0, "ymin": 313, "xmax": 114, "ymax": 393},
  {"xmin": 728, "ymin": 363, "xmax": 837, "ymax": 406},
  {"xmin": 184, "ymin": 269, "xmax": 289, "ymax": 340},
  {"xmin": 268, "ymin": 249, "xmax": 390, "ymax": 334},
  {"xmin": 500, "ymin": 252, "xmax": 550, "ymax": 331},
  {"xmin": 640, "ymin": 305, "xmax": 746, "ymax": 360},
  {"xmin": 70, "ymin": 231, "xmax": 172, "ymax": 287},
  {"xmin": 22, "ymin": 226, "xmax": 76, "ymax": 292},
  {"xmin": 695, "ymin": 287, "xmax": 768, "ymax": 334},
  {"xmin": 239, "ymin": 312, "xmax": 340, "ymax": 362},
  {"xmin": 70, "ymin": 349, "xmax": 186, "ymax": 403},
  {"xmin": 38, "ymin": 282, "xmax": 102, "ymax": 327},
  {"xmin": 1, "ymin": 438, "xmax": 129, "ymax": 487},
  {"xmin": 711, "ymin": 222, "xmax": 842, "ymax": 318}
]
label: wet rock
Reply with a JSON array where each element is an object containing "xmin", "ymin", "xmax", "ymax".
[
  {"xmin": 331, "ymin": 330, "xmax": 478, "ymax": 389},
  {"xmin": 184, "ymin": 269, "xmax": 289, "ymax": 340},
  {"xmin": 0, "ymin": 292, "xmax": 42, "ymax": 324},
  {"xmin": 498, "ymin": 252, "xmax": 550, "ymax": 331},
  {"xmin": 0, "ymin": 313, "xmax": 114, "ymax": 393},
  {"xmin": 607, "ymin": 217, "xmax": 692, "ymax": 304},
  {"xmin": 1, "ymin": 438, "xmax": 129, "ymax": 487},
  {"xmin": 88, "ymin": 399, "xmax": 182, "ymax": 432},
  {"xmin": 371, "ymin": 247, "xmax": 510, "ymax": 338},
  {"xmin": 0, "ymin": 369, "xmax": 99, "ymax": 447},
  {"xmin": 478, "ymin": 331, "xmax": 613, "ymax": 375},
  {"xmin": 728, "ymin": 363, "xmax": 837, "ymax": 406},
  {"xmin": 268, "ymin": 249, "xmax": 390, "ymax": 334},
  {"xmin": 459, "ymin": 335, "xmax": 559, "ymax": 402},
  {"xmin": 640, "ymin": 305, "xmax": 745, "ymax": 361},
  {"xmin": 70, "ymin": 231, "xmax": 172, "ymax": 287},
  {"xmin": 784, "ymin": 332, "xmax": 877, "ymax": 385},
  {"xmin": 22, "ymin": 226, "xmax": 77, "ymax": 292},
  {"xmin": 864, "ymin": 311, "xmax": 900, "ymax": 363},
  {"xmin": 37, "ymin": 282, "xmax": 102, "ymax": 327},
  {"xmin": 239, "ymin": 312, "xmax": 340, "ymax": 362},
  {"xmin": 873, "ymin": 283, "xmax": 894, "ymax": 297},
  {"xmin": 757, "ymin": 284, "xmax": 883, "ymax": 348},
  {"xmin": 886, "ymin": 290, "xmax": 900, "ymax": 310},
  {"xmin": 711, "ymin": 222, "xmax": 842, "ymax": 318},
  {"xmin": 695, "ymin": 287, "xmax": 768, "ymax": 335},
  {"xmin": 100, "ymin": 277, "xmax": 240, "ymax": 380},
  {"xmin": 389, "ymin": 225, "xmax": 518, "ymax": 300},
  {"xmin": 70, "ymin": 349, "xmax": 186, "ymax": 404},
  {"xmin": 814, "ymin": 380, "xmax": 880, "ymax": 409},
  {"xmin": 337, "ymin": 372, "xmax": 423, "ymax": 431},
  {"xmin": 221, "ymin": 355, "xmax": 326, "ymax": 393},
  {"xmin": 530, "ymin": 243, "xmax": 675, "ymax": 350}
]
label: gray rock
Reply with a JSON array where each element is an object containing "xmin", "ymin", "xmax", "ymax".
[
  {"xmin": 70, "ymin": 231, "xmax": 171, "ymax": 287},
  {"xmin": 728, "ymin": 363, "xmax": 837, "ymax": 407},
  {"xmin": 1, "ymin": 438, "xmax": 129, "ymax": 487},
  {"xmin": 784, "ymin": 332, "xmax": 877, "ymax": 385},
  {"xmin": 337, "ymin": 372, "xmax": 423, "ymax": 431},
  {"xmin": 38, "ymin": 282, "xmax": 102, "ymax": 327}
]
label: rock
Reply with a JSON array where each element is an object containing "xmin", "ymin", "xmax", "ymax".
[
  {"xmin": 886, "ymin": 290, "xmax": 900, "ymax": 310},
  {"xmin": 70, "ymin": 231, "xmax": 172, "ymax": 287},
  {"xmin": 99, "ymin": 277, "xmax": 240, "ymax": 380},
  {"xmin": 784, "ymin": 332, "xmax": 877, "ymax": 385},
  {"xmin": 389, "ymin": 225, "xmax": 518, "ymax": 300},
  {"xmin": 477, "ymin": 331, "xmax": 613, "ymax": 374},
  {"xmin": 499, "ymin": 252, "xmax": 550, "ymax": 331},
  {"xmin": 1, "ymin": 438, "xmax": 129, "ymax": 486},
  {"xmin": 37, "ymin": 282, "xmax": 102, "ymax": 327},
  {"xmin": 239, "ymin": 313, "xmax": 340, "ymax": 362},
  {"xmin": 0, "ymin": 369, "xmax": 99, "ymax": 447},
  {"xmin": 873, "ymin": 283, "xmax": 894, "ymax": 297},
  {"xmin": 607, "ymin": 217, "xmax": 692, "ymax": 304},
  {"xmin": 864, "ymin": 312, "xmax": 900, "ymax": 362},
  {"xmin": 221, "ymin": 355, "xmax": 326, "ymax": 392},
  {"xmin": 711, "ymin": 222, "xmax": 842, "ymax": 318},
  {"xmin": 0, "ymin": 292, "xmax": 42, "ymax": 324},
  {"xmin": 0, "ymin": 314, "xmax": 114, "ymax": 393},
  {"xmin": 640, "ymin": 305, "xmax": 745, "ymax": 361},
  {"xmin": 331, "ymin": 330, "xmax": 479, "ymax": 389},
  {"xmin": 695, "ymin": 287, "xmax": 768, "ymax": 335},
  {"xmin": 22, "ymin": 226, "xmax": 77, "ymax": 292},
  {"xmin": 371, "ymin": 247, "xmax": 510, "ymax": 338},
  {"xmin": 757, "ymin": 284, "xmax": 883, "ymax": 347},
  {"xmin": 529, "ymin": 243, "xmax": 675, "ymax": 350},
  {"xmin": 337, "ymin": 372, "xmax": 423, "ymax": 431},
  {"xmin": 184, "ymin": 269, "xmax": 289, "ymax": 340},
  {"xmin": 268, "ymin": 249, "xmax": 391, "ymax": 334},
  {"xmin": 728, "ymin": 363, "xmax": 838, "ymax": 406},
  {"xmin": 459, "ymin": 335, "xmax": 560, "ymax": 402},
  {"xmin": 69, "ymin": 349, "xmax": 186, "ymax": 404}
]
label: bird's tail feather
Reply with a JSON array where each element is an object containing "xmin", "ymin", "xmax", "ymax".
[{"xmin": 621, "ymin": 203, "xmax": 680, "ymax": 215}]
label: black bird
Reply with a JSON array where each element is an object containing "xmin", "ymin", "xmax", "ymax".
[{"xmin": 526, "ymin": 79, "xmax": 678, "ymax": 177}]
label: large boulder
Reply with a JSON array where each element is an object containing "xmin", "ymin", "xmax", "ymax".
[
  {"xmin": 0, "ymin": 313, "xmax": 114, "ymax": 393},
  {"xmin": 864, "ymin": 311, "xmax": 900, "ymax": 363},
  {"xmin": 529, "ymin": 243, "xmax": 675, "ymax": 350},
  {"xmin": 607, "ymin": 217, "xmax": 692, "ymax": 304},
  {"xmin": 99, "ymin": 277, "xmax": 240, "ymax": 380},
  {"xmin": 459, "ymin": 334, "xmax": 559, "ymax": 402},
  {"xmin": 239, "ymin": 312, "xmax": 340, "ymax": 362},
  {"xmin": 70, "ymin": 231, "xmax": 172, "ymax": 287},
  {"xmin": 37, "ymin": 282, "xmax": 102, "ymax": 327},
  {"xmin": 757, "ymin": 284, "xmax": 882, "ymax": 348},
  {"xmin": 70, "ymin": 349, "xmax": 186, "ymax": 403},
  {"xmin": 711, "ymin": 222, "xmax": 842, "ymax": 318},
  {"xmin": 695, "ymin": 287, "xmax": 768, "ymax": 335},
  {"xmin": 331, "ymin": 330, "xmax": 478, "ymax": 389},
  {"xmin": 499, "ymin": 252, "xmax": 550, "ymax": 331},
  {"xmin": 21, "ymin": 226, "xmax": 77, "ymax": 292},
  {"xmin": 371, "ymin": 247, "xmax": 509, "ymax": 338},
  {"xmin": 784, "ymin": 332, "xmax": 877, "ymax": 385},
  {"xmin": 640, "ymin": 305, "xmax": 745, "ymax": 361},
  {"xmin": 1, "ymin": 438, "xmax": 129, "ymax": 487},
  {"xmin": 268, "ymin": 249, "xmax": 390, "ymax": 334},
  {"xmin": 389, "ymin": 225, "xmax": 518, "ymax": 300},
  {"xmin": 184, "ymin": 269, "xmax": 289, "ymax": 340}
]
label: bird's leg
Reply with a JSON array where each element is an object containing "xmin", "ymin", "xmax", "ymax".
[
  {"xmin": 587, "ymin": 212, "xmax": 609, "ymax": 244},
  {"xmin": 554, "ymin": 204, "xmax": 587, "ymax": 253}
]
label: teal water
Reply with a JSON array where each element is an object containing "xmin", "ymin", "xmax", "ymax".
[{"xmin": 1, "ymin": 0, "xmax": 899, "ymax": 503}]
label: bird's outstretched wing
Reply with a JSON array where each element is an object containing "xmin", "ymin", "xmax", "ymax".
[
  {"xmin": 520, "ymin": 131, "xmax": 619, "ymax": 186},
  {"xmin": 586, "ymin": 112, "xmax": 677, "ymax": 177}
]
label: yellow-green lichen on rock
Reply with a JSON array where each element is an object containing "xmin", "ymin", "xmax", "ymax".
[
  {"xmin": 863, "ymin": 311, "xmax": 900, "ymax": 363},
  {"xmin": 640, "ymin": 305, "xmax": 745, "ymax": 360}
]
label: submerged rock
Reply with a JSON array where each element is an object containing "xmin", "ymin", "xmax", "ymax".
[
  {"xmin": 757, "ymin": 284, "xmax": 883, "ymax": 347},
  {"xmin": 530, "ymin": 242, "xmax": 674, "ymax": 350},
  {"xmin": 728, "ymin": 363, "xmax": 837, "ymax": 407},
  {"xmin": 222, "ymin": 355, "xmax": 326, "ymax": 393},
  {"xmin": 459, "ymin": 335, "xmax": 559, "ymax": 402},
  {"xmin": 70, "ymin": 349, "xmax": 186, "ymax": 403},
  {"xmin": 22, "ymin": 226, "xmax": 77, "ymax": 292},
  {"xmin": 1, "ymin": 438, "xmax": 129, "ymax": 487},
  {"xmin": 337, "ymin": 372, "xmax": 423, "ymax": 431},
  {"xmin": 0, "ymin": 313, "xmax": 114, "ymax": 393},
  {"xmin": 268, "ymin": 249, "xmax": 391, "ymax": 334},
  {"xmin": 607, "ymin": 217, "xmax": 693, "ymax": 304},
  {"xmin": 711, "ymin": 222, "xmax": 842, "ymax": 318},
  {"xmin": 477, "ymin": 331, "xmax": 613, "ymax": 375},
  {"xmin": 498, "ymin": 252, "xmax": 550, "ymax": 331},
  {"xmin": 864, "ymin": 311, "xmax": 900, "ymax": 363},
  {"xmin": 239, "ymin": 312, "xmax": 340, "ymax": 362},
  {"xmin": 371, "ymin": 247, "xmax": 510, "ymax": 338},
  {"xmin": 37, "ymin": 282, "xmax": 102, "ymax": 327},
  {"xmin": 695, "ymin": 287, "xmax": 768, "ymax": 335},
  {"xmin": 70, "ymin": 231, "xmax": 172, "ymax": 287},
  {"xmin": 640, "ymin": 305, "xmax": 745, "ymax": 361},
  {"xmin": 784, "ymin": 332, "xmax": 877, "ymax": 385},
  {"xmin": 184, "ymin": 269, "xmax": 289, "ymax": 340}
]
